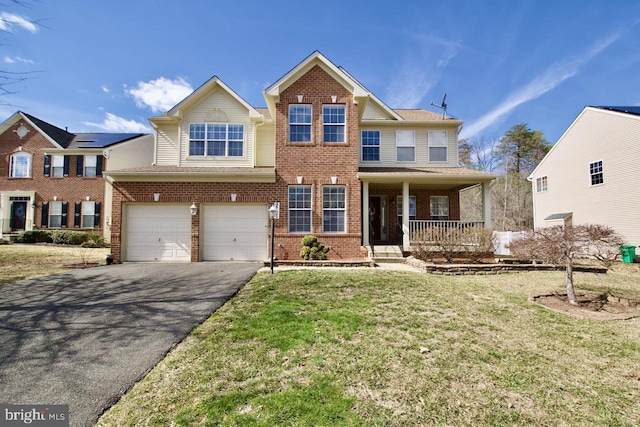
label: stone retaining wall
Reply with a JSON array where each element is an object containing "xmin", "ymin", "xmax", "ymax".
[{"xmin": 406, "ymin": 257, "xmax": 608, "ymax": 275}]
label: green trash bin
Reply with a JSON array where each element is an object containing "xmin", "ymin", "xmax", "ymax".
[{"xmin": 620, "ymin": 245, "xmax": 636, "ymax": 264}]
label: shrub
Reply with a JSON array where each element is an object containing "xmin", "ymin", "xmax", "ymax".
[
  {"xmin": 49, "ymin": 230, "xmax": 89, "ymax": 245},
  {"xmin": 300, "ymin": 235, "xmax": 331, "ymax": 260},
  {"xmin": 412, "ymin": 226, "xmax": 495, "ymax": 263},
  {"xmin": 17, "ymin": 230, "xmax": 52, "ymax": 243},
  {"xmin": 81, "ymin": 232, "xmax": 108, "ymax": 248}
]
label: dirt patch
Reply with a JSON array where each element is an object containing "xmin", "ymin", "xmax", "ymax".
[{"xmin": 533, "ymin": 293, "xmax": 640, "ymax": 320}]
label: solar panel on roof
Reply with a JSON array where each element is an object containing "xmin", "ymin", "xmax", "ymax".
[{"xmin": 594, "ymin": 106, "xmax": 640, "ymax": 116}]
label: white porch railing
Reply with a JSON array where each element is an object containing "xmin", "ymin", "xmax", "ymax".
[{"xmin": 409, "ymin": 220, "xmax": 485, "ymax": 243}]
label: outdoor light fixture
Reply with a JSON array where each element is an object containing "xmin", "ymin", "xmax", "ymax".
[
  {"xmin": 268, "ymin": 202, "xmax": 280, "ymax": 274},
  {"xmin": 86, "ymin": 196, "xmax": 90, "ymax": 201},
  {"xmin": 231, "ymin": 193, "xmax": 237, "ymax": 202},
  {"xmin": 189, "ymin": 202, "xmax": 197, "ymax": 216},
  {"xmin": 153, "ymin": 193, "xmax": 160, "ymax": 202}
]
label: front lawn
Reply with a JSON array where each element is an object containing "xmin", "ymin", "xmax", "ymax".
[{"xmin": 98, "ymin": 266, "xmax": 640, "ymax": 426}]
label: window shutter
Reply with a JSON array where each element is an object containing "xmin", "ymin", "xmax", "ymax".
[
  {"xmin": 96, "ymin": 156, "xmax": 103, "ymax": 177},
  {"xmin": 76, "ymin": 156, "xmax": 83, "ymax": 177},
  {"xmin": 41, "ymin": 202, "xmax": 49, "ymax": 227},
  {"xmin": 74, "ymin": 202, "xmax": 81, "ymax": 228},
  {"xmin": 94, "ymin": 202, "xmax": 101, "ymax": 227},
  {"xmin": 43, "ymin": 155, "xmax": 51, "ymax": 177},
  {"xmin": 63, "ymin": 156, "xmax": 70, "ymax": 177},
  {"xmin": 61, "ymin": 202, "xmax": 68, "ymax": 228}
]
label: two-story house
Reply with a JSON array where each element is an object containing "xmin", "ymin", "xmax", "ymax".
[
  {"xmin": 529, "ymin": 106, "xmax": 640, "ymax": 248},
  {"xmin": 0, "ymin": 111, "xmax": 153, "ymax": 242},
  {"xmin": 105, "ymin": 51, "xmax": 496, "ymax": 263}
]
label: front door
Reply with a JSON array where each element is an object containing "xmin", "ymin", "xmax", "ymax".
[
  {"xmin": 11, "ymin": 201, "xmax": 27, "ymax": 231},
  {"xmin": 369, "ymin": 196, "xmax": 388, "ymax": 243}
]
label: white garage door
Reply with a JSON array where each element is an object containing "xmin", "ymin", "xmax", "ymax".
[
  {"xmin": 203, "ymin": 204, "xmax": 267, "ymax": 261},
  {"xmin": 126, "ymin": 204, "xmax": 191, "ymax": 262}
]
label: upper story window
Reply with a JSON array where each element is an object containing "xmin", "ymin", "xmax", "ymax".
[
  {"xmin": 536, "ymin": 176, "xmax": 548, "ymax": 192},
  {"xmin": 323, "ymin": 105, "xmax": 345, "ymax": 143},
  {"xmin": 52, "ymin": 155, "xmax": 66, "ymax": 177},
  {"xmin": 288, "ymin": 185, "xmax": 312, "ymax": 233},
  {"xmin": 361, "ymin": 130, "xmax": 380, "ymax": 162},
  {"xmin": 396, "ymin": 130, "xmax": 415, "ymax": 162},
  {"xmin": 322, "ymin": 186, "xmax": 346, "ymax": 233},
  {"xmin": 589, "ymin": 160, "xmax": 604, "ymax": 186},
  {"xmin": 9, "ymin": 152, "xmax": 32, "ymax": 178},
  {"xmin": 83, "ymin": 155, "xmax": 98, "ymax": 177},
  {"xmin": 289, "ymin": 105, "xmax": 312, "ymax": 142},
  {"xmin": 188, "ymin": 123, "xmax": 244, "ymax": 157},
  {"xmin": 428, "ymin": 131, "xmax": 448, "ymax": 162},
  {"xmin": 430, "ymin": 196, "xmax": 450, "ymax": 220}
]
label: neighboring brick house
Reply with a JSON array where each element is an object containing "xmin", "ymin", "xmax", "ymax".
[
  {"xmin": 105, "ymin": 51, "xmax": 496, "ymax": 263},
  {"xmin": 529, "ymin": 106, "xmax": 640, "ymax": 248},
  {"xmin": 0, "ymin": 111, "xmax": 153, "ymax": 241}
]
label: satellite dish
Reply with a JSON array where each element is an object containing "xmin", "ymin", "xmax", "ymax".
[{"xmin": 430, "ymin": 93, "xmax": 448, "ymax": 118}]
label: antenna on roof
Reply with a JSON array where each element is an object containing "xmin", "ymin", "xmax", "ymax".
[{"xmin": 430, "ymin": 93, "xmax": 447, "ymax": 119}]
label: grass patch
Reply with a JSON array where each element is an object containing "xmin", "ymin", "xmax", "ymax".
[
  {"xmin": 0, "ymin": 244, "xmax": 110, "ymax": 284},
  {"xmin": 97, "ymin": 267, "xmax": 640, "ymax": 426}
]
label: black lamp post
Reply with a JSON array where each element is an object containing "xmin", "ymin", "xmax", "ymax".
[{"xmin": 268, "ymin": 202, "xmax": 279, "ymax": 274}]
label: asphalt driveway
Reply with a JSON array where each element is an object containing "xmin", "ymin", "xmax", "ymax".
[{"xmin": 0, "ymin": 262, "xmax": 261, "ymax": 427}]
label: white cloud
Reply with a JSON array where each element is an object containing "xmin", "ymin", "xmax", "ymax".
[
  {"xmin": 386, "ymin": 35, "xmax": 461, "ymax": 108},
  {"xmin": 125, "ymin": 77, "xmax": 193, "ymax": 113},
  {"xmin": 0, "ymin": 12, "xmax": 38, "ymax": 33},
  {"xmin": 4, "ymin": 56, "xmax": 15, "ymax": 64},
  {"xmin": 461, "ymin": 33, "xmax": 619, "ymax": 139},
  {"xmin": 4, "ymin": 56, "xmax": 34, "ymax": 64},
  {"xmin": 102, "ymin": 85, "xmax": 110, "ymax": 93},
  {"xmin": 83, "ymin": 113, "xmax": 150, "ymax": 133}
]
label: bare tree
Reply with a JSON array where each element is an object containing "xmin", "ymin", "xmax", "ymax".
[{"xmin": 508, "ymin": 225, "xmax": 623, "ymax": 305}]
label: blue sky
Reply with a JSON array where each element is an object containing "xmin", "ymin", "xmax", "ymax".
[{"xmin": 1, "ymin": 0, "xmax": 639, "ymax": 144}]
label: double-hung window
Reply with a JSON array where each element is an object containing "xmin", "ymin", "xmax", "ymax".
[
  {"xmin": 396, "ymin": 130, "xmax": 415, "ymax": 162},
  {"xmin": 49, "ymin": 201, "xmax": 63, "ymax": 228},
  {"xmin": 52, "ymin": 155, "xmax": 65, "ymax": 177},
  {"xmin": 430, "ymin": 196, "xmax": 450, "ymax": 220},
  {"xmin": 361, "ymin": 130, "xmax": 380, "ymax": 162},
  {"xmin": 397, "ymin": 196, "xmax": 417, "ymax": 222},
  {"xmin": 188, "ymin": 123, "xmax": 244, "ymax": 157},
  {"xmin": 428, "ymin": 131, "xmax": 448, "ymax": 162},
  {"xmin": 82, "ymin": 201, "xmax": 96, "ymax": 228},
  {"xmin": 589, "ymin": 160, "xmax": 604, "ymax": 186},
  {"xmin": 323, "ymin": 186, "xmax": 346, "ymax": 233},
  {"xmin": 323, "ymin": 105, "xmax": 345, "ymax": 143},
  {"xmin": 84, "ymin": 155, "xmax": 98, "ymax": 177},
  {"xmin": 289, "ymin": 105, "xmax": 312, "ymax": 142},
  {"xmin": 9, "ymin": 152, "xmax": 31, "ymax": 178},
  {"xmin": 288, "ymin": 185, "xmax": 312, "ymax": 233},
  {"xmin": 536, "ymin": 176, "xmax": 548, "ymax": 192}
]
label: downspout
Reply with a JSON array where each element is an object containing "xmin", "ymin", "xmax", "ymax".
[{"xmin": 252, "ymin": 116, "xmax": 266, "ymax": 168}]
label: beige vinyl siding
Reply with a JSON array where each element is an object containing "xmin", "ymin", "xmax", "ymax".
[
  {"xmin": 532, "ymin": 107, "xmax": 640, "ymax": 246},
  {"xmin": 180, "ymin": 90, "xmax": 255, "ymax": 167},
  {"xmin": 255, "ymin": 121, "xmax": 275, "ymax": 167},
  {"xmin": 362, "ymin": 102, "xmax": 392, "ymax": 120},
  {"xmin": 155, "ymin": 125, "xmax": 179, "ymax": 166},
  {"xmin": 359, "ymin": 126, "xmax": 459, "ymax": 168}
]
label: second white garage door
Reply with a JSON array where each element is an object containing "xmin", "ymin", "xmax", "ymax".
[{"xmin": 202, "ymin": 204, "xmax": 267, "ymax": 261}]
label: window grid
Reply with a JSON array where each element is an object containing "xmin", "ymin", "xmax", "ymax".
[
  {"xmin": 590, "ymin": 161, "xmax": 604, "ymax": 186},
  {"xmin": 289, "ymin": 105, "xmax": 312, "ymax": 142},
  {"xmin": 536, "ymin": 176, "xmax": 548, "ymax": 192},
  {"xmin": 430, "ymin": 196, "xmax": 450, "ymax": 220},
  {"xmin": 49, "ymin": 201, "xmax": 63, "ymax": 228},
  {"xmin": 9, "ymin": 152, "xmax": 31, "ymax": 178},
  {"xmin": 288, "ymin": 186, "xmax": 312, "ymax": 233},
  {"xmin": 323, "ymin": 186, "xmax": 346, "ymax": 233},
  {"xmin": 82, "ymin": 201, "xmax": 96, "ymax": 228},
  {"xmin": 52, "ymin": 155, "xmax": 64, "ymax": 178},
  {"xmin": 84, "ymin": 155, "xmax": 97, "ymax": 178},
  {"xmin": 189, "ymin": 123, "xmax": 244, "ymax": 157},
  {"xmin": 323, "ymin": 105, "xmax": 345, "ymax": 143},
  {"xmin": 361, "ymin": 130, "xmax": 380, "ymax": 162}
]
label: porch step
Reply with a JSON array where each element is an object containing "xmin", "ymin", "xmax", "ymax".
[{"xmin": 369, "ymin": 245, "xmax": 405, "ymax": 263}]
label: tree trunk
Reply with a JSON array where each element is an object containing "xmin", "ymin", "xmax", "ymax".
[{"xmin": 565, "ymin": 259, "xmax": 578, "ymax": 305}]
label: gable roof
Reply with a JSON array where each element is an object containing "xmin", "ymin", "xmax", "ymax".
[
  {"xmin": 592, "ymin": 106, "xmax": 640, "ymax": 116},
  {"xmin": 151, "ymin": 76, "xmax": 262, "ymax": 123}
]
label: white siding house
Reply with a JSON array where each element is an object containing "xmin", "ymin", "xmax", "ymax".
[{"xmin": 529, "ymin": 106, "xmax": 640, "ymax": 247}]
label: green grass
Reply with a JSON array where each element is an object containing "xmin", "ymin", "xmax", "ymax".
[{"xmin": 97, "ymin": 267, "xmax": 640, "ymax": 426}]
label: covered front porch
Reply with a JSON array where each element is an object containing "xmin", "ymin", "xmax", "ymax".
[{"xmin": 358, "ymin": 167, "xmax": 496, "ymax": 255}]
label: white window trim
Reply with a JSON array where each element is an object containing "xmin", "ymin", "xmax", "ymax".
[
  {"xmin": 187, "ymin": 123, "xmax": 245, "ymax": 158},
  {"xmin": 428, "ymin": 130, "xmax": 448, "ymax": 163},
  {"xmin": 396, "ymin": 130, "xmax": 415, "ymax": 162},
  {"xmin": 322, "ymin": 185, "xmax": 347, "ymax": 234},
  {"xmin": 589, "ymin": 160, "xmax": 604, "ymax": 186},
  {"xmin": 430, "ymin": 195, "xmax": 450, "ymax": 220},
  {"xmin": 289, "ymin": 104, "xmax": 313, "ymax": 143},
  {"xmin": 361, "ymin": 130, "xmax": 380, "ymax": 162},
  {"xmin": 288, "ymin": 185, "xmax": 312, "ymax": 234},
  {"xmin": 52, "ymin": 155, "xmax": 65, "ymax": 178},
  {"xmin": 81, "ymin": 201, "xmax": 96, "ymax": 228},
  {"xmin": 84, "ymin": 155, "xmax": 98, "ymax": 178},
  {"xmin": 536, "ymin": 176, "xmax": 548, "ymax": 193},
  {"xmin": 9, "ymin": 152, "xmax": 32, "ymax": 178},
  {"xmin": 49, "ymin": 200, "xmax": 63, "ymax": 229},
  {"xmin": 322, "ymin": 105, "xmax": 346, "ymax": 144}
]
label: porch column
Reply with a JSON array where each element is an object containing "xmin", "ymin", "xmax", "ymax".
[
  {"xmin": 362, "ymin": 181, "xmax": 370, "ymax": 246},
  {"xmin": 482, "ymin": 182, "xmax": 492, "ymax": 228},
  {"xmin": 402, "ymin": 181, "xmax": 410, "ymax": 251}
]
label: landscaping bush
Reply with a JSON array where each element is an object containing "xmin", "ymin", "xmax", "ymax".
[
  {"xmin": 16, "ymin": 229, "xmax": 109, "ymax": 247},
  {"xmin": 49, "ymin": 230, "xmax": 88, "ymax": 245},
  {"xmin": 300, "ymin": 235, "xmax": 331, "ymax": 260},
  {"xmin": 412, "ymin": 226, "xmax": 496, "ymax": 263},
  {"xmin": 17, "ymin": 230, "xmax": 53, "ymax": 244},
  {"xmin": 81, "ymin": 232, "xmax": 108, "ymax": 248}
]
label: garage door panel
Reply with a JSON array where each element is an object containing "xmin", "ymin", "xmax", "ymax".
[
  {"xmin": 126, "ymin": 205, "xmax": 191, "ymax": 262},
  {"xmin": 203, "ymin": 204, "xmax": 267, "ymax": 261}
]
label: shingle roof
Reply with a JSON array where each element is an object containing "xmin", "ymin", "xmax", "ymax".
[
  {"xmin": 393, "ymin": 109, "xmax": 451, "ymax": 121},
  {"xmin": 592, "ymin": 106, "xmax": 640, "ymax": 116},
  {"xmin": 23, "ymin": 112, "xmax": 75, "ymax": 147}
]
